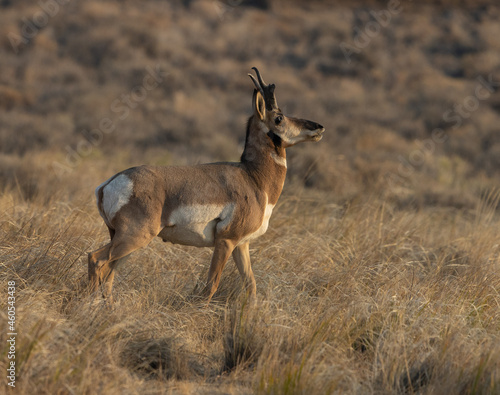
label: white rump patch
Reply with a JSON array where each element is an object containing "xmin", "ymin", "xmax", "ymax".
[
  {"xmin": 270, "ymin": 151, "xmax": 287, "ymax": 168},
  {"xmin": 98, "ymin": 174, "xmax": 134, "ymax": 223}
]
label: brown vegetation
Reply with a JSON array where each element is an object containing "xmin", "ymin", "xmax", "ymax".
[{"xmin": 1, "ymin": 0, "xmax": 500, "ymax": 393}]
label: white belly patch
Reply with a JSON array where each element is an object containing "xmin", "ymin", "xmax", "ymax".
[
  {"xmin": 96, "ymin": 174, "xmax": 134, "ymax": 224},
  {"xmin": 160, "ymin": 203, "xmax": 235, "ymax": 247}
]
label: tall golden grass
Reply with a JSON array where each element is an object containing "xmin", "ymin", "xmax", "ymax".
[{"xmin": 1, "ymin": 174, "xmax": 499, "ymax": 393}]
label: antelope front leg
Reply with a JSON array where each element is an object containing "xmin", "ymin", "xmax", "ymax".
[
  {"xmin": 232, "ymin": 242, "xmax": 257, "ymax": 300},
  {"xmin": 202, "ymin": 239, "xmax": 235, "ymax": 303}
]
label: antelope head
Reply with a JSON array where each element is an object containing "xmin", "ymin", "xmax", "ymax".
[{"xmin": 248, "ymin": 67, "xmax": 325, "ymax": 148}]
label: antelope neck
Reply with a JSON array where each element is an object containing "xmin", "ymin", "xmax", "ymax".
[{"xmin": 240, "ymin": 116, "xmax": 287, "ymax": 205}]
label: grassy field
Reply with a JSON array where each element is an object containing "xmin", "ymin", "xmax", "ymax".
[
  {"xmin": 1, "ymin": 0, "xmax": 500, "ymax": 394},
  {"xmin": 1, "ymin": 180, "xmax": 500, "ymax": 394}
]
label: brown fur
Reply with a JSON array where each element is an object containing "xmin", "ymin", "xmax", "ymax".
[{"xmin": 88, "ymin": 69, "xmax": 324, "ymax": 303}]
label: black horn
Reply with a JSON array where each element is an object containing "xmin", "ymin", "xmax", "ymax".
[{"xmin": 248, "ymin": 67, "xmax": 278, "ymax": 111}]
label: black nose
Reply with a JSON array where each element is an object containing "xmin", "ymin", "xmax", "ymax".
[{"xmin": 305, "ymin": 120, "xmax": 324, "ymax": 131}]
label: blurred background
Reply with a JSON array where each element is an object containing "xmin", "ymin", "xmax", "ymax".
[{"xmin": 0, "ymin": 0, "xmax": 499, "ymax": 205}]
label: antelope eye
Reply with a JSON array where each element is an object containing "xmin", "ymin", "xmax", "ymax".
[{"xmin": 275, "ymin": 115, "xmax": 283, "ymax": 125}]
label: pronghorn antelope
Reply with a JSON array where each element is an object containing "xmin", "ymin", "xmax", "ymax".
[{"xmin": 88, "ymin": 67, "xmax": 324, "ymax": 303}]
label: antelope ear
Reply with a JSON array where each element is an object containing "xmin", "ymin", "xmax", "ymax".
[{"xmin": 253, "ymin": 89, "xmax": 266, "ymax": 121}]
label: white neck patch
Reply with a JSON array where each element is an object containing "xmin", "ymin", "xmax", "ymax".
[{"xmin": 270, "ymin": 151, "xmax": 287, "ymax": 168}]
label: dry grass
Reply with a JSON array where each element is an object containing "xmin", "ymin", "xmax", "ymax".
[
  {"xmin": 1, "ymin": 177, "xmax": 499, "ymax": 394},
  {"xmin": 1, "ymin": 0, "xmax": 500, "ymax": 393}
]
